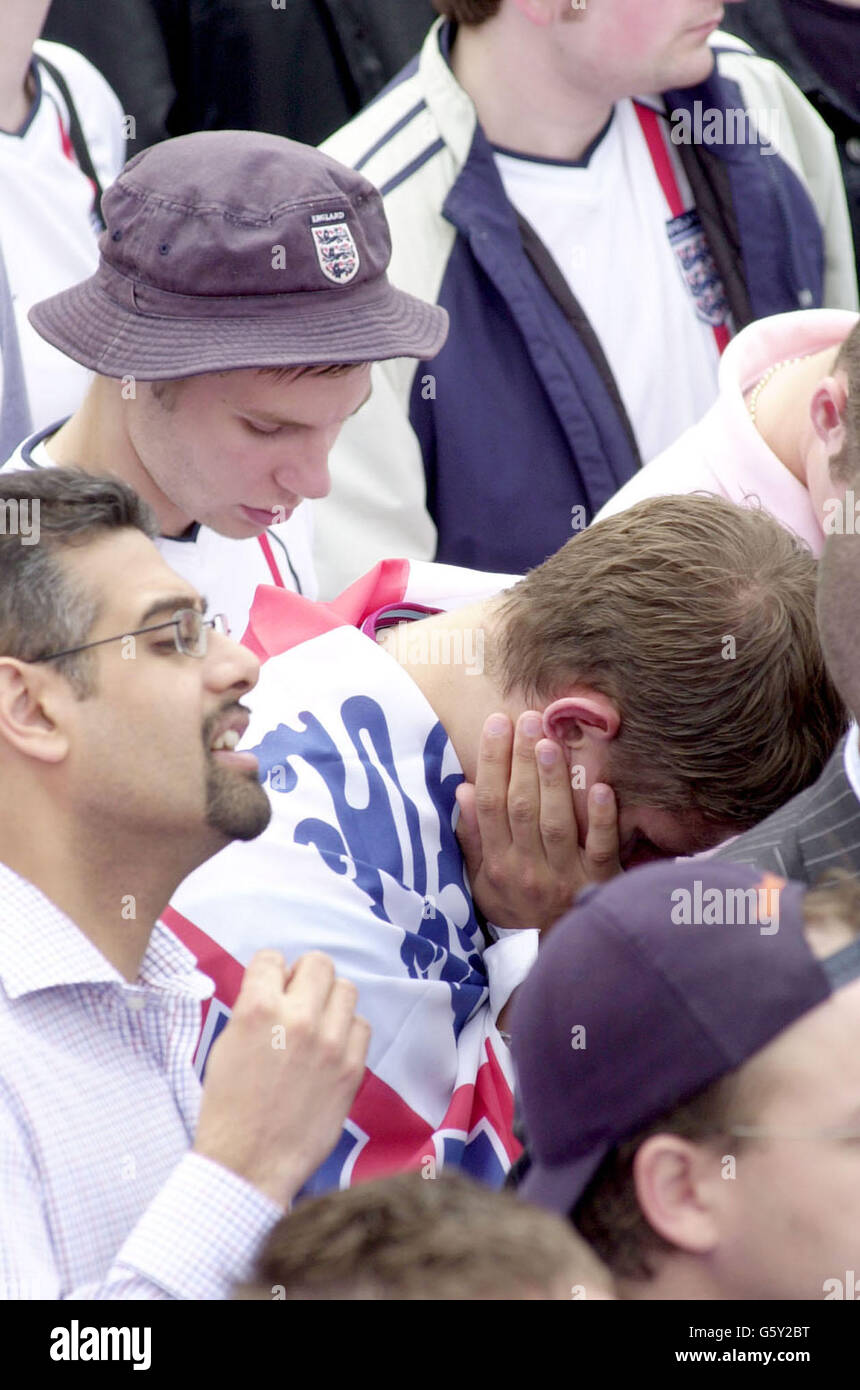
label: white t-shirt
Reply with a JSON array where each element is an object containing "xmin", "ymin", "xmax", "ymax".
[
  {"xmin": 494, "ymin": 99, "xmax": 730, "ymax": 464},
  {"xmin": 1, "ymin": 425, "xmax": 319, "ymax": 634},
  {"xmin": 0, "ymin": 41, "xmax": 125, "ymax": 432}
]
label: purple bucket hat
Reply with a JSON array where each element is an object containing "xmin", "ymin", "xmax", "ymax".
[{"xmin": 29, "ymin": 130, "xmax": 449, "ymax": 380}]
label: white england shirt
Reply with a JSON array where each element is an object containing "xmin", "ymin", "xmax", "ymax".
[
  {"xmin": 0, "ymin": 41, "xmax": 125, "ymax": 430},
  {"xmin": 1, "ymin": 424, "xmax": 318, "ymax": 634},
  {"xmin": 494, "ymin": 99, "xmax": 730, "ymax": 464},
  {"xmin": 169, "ymin": 560, "xmax": 538, "ymax": 1193}
]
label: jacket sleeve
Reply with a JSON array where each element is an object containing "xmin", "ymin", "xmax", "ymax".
[
  {"xmin": 0, "ymin": 1081, "xmax": 281, "ymax": 1300},
  {"xmin": 314, "ymin": 358, "xmax": 438, "ymax": 598}
]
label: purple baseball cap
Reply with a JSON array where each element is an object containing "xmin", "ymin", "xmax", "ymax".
[
  {"xmin": 511, "ymin": 859, "xmax": 860, "ymax": 1217},
  {"xmin": 29, "ymin": 130, "xmax": 449, "ymax": 379}
]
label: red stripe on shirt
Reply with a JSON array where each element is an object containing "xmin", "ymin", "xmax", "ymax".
[
  {"xmin": 257, "ymin": 533, "xmax": 285, "ymax": 587},
  {"xmin": 634, "ymin": 102, "xmax": 730, "ymax": 357}
]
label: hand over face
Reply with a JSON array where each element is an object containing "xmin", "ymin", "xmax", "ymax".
[{"xmin": 455, "ymin": 711, "xmax": 622, "ymax": 933}]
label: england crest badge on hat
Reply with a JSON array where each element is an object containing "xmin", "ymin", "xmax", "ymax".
[{"xmin": 310, "ymin": 211, "xmax": 360, "ymax": 285}]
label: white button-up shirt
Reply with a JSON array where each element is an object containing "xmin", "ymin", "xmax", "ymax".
[{"xmin": 0, "ymin": 862, "xmax": 281, "ymax": 1299}]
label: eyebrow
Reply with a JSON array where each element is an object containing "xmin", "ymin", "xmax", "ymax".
[
  {"xmin": 137, "ymin": 594, "xmax": 207, "ymax": 626},
  {"xmin": 243, "ymin": 387, "xmax": 374, "ymax": 429}
]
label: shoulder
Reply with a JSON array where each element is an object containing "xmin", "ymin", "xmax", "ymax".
[
  {"xmin": 713, "ymin": 743, "xmax": 857, "ymax": 881},
  {"xmin": 33, "ymin": 39, "xmax": 125, "ymax": 182},
  {"xmin": 323, "ymin": 70, "xmax": 441, "ymax": 191},
  {"xmin": 33, "ymin": 39, "xmax": 121, "ymax": 114},
  {"xmin": 707, "ymin": 28, "xmax": 831, "ymax": 135},
  {"xmin": 592, "ymin": 420, "xmax": 723, "ymax": 524},
  {"xmin": 322, "ymin": 22, "xmax": 463, "ymax": 202}
]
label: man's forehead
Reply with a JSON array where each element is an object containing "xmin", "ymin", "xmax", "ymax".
[
  {"xmin": 61, "ymin": 528, "xmax": 201, "ymax": 619},
  {"xmin": 215, "ymin": 362, "xmax": 368, "ymax": 396},
  {"xmin": 626, "ymin": 802, "xmax": 724, "ymax": 854}
]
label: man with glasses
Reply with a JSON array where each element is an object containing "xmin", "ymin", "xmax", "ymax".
[
  {"xmin": 511, "ymin": 859, "xmax": 860, "ymax": 1300},
  {"xmin": 0, "ymin": 467, "xmax": 370, "ymax": 1300},
  {"xmin": 1, "ymin": 127, "xmax": 447, "ymax": 635}
]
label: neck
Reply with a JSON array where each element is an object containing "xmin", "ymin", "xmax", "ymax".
[
  {"xmin": 377, "ymin": 601, "xmax": 520, "ymax": 782},
  {"xmin": 49, "ymin": 381, "xmax": 193, "ymax": 537},
  {"xmin": 0, "ymin": 0, "xmax": 51, "ymax": 131},
  {"xmin": 0, "ymin": 785, "xmax": 218, "ymax": 981},
  {"xmin": 752, "ymin": 347, "xmax": 841, "ymax": 487},
  {"xmin": 450, "ymin": 16, "xmax": 613, "ymax": 163},
  {"xmin": 619, "ymin": 1255, "xmax": 730, "ymax": 1301}
]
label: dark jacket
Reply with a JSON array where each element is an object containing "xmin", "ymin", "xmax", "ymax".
[
  {"xmin": 157, "ymin": 0, "xmax": 437, "ymax": 147},
  {"xmin": 44, "ymin": 1, "xmax": 437, "ymax": 149},
  {"xmin": 721, "ymin": 0, "xmax": 860, "ymax": 274}
]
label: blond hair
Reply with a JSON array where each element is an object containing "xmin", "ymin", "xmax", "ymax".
[{"xmin": 238, "ymin": 1171, "xmax": 611, "ymax": 1301}]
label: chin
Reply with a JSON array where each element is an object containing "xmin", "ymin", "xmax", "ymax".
[
  {"xmin": 672, "ymin": 42, "xmax": 717, "ymax": 88},
  {"xmin": 205, "ymin": 514, "xmax": 264, "ymax": 541},
  {"xmin": 205, "ymin": 768, "xmax": 273, "ymax": 841}
]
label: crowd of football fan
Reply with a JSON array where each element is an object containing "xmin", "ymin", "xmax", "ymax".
[{"xmin": 0, "ymin": 0, "xmax": 859, "ymax": 1303}]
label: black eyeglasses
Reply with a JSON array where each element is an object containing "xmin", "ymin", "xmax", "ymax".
[{"xmin": 31, "ymin": 609, "xmax": 230, "ymax": 663}]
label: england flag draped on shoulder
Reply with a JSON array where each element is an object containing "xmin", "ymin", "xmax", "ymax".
[{"xmin": 166, "ymin": 559, "xmax": 537, "ymax": 1193}]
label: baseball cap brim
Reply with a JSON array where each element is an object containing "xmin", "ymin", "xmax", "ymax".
[
  {"xmin": 29, "ymin": 274, "xmax": 449, "ymax": 380},
  {"xmin": 517, "ymin": 1146, "xmax": 608, "ymax": 1218}
]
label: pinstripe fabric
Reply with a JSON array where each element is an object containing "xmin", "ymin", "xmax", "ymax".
[
  {"xmin": 0, "ymin": 862, "xmax": 282, "ymax": 1300},
  {"xmin": 713, "ymin": 733, "xmax": 860, "ymax": 884}
]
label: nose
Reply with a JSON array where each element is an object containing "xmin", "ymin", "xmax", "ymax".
[
  {"xmin": 204, "ymin": 629, "xmax": 261, "ymax": 698},
  {"xmin": 272, "ymin": 430, "xmax": 337, "ymax": 502}
]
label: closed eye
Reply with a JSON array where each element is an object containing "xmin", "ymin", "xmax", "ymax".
[
  {"xmin": 624, "ymin": 833, "xmax": 671, "ymax": 868},
  {"xmin": 243, "ymin": 418, "xmax": 288, "ymax": 437}
]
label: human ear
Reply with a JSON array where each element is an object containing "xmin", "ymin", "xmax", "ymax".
[
  {"xmin": 810, "ymin": 374, "xmax": 847, "ymax": 461},
  {"xmin": 541, "ymin": 691, "xmax": 620, "ymax": 749},
  {"xmin": 0, "ymin": 659, "xmax": 71, "ymax": 765},
  {"xmin": 632, "ymin": 1134, "xmax": 721, "ymax": 1257}
]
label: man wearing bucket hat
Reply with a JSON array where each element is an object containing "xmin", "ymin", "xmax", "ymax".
[
  {"xmin": 1, "ymin": 129, "xmax": 448, "ymax": 634},
  {"xmin": 511, "ymin": 860, "xmax": 860, "ymax": 1300}
]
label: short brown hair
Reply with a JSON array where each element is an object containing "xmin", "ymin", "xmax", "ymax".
[
  {"xmin": 433, "ymin": 0, "xmax": 503, "ymax": 24},
  {"xmin": 830, "ymin": 318, "xmax": 860, "ymax": 485},
  {"xmin": 493, "ymin": 494, "xmax": 846, "ymax": 829},
  {"xmin": 238, "ymin": 1171, "xmax": 612, "ymax": 1300},
  {"xmin": 149, "ymin": 361, "xmax": 362, "ymax": 409},
  {"xmin": 572, "ymin": 874, "xmax": 860, "ymax": 1282},
  {"xmin": 0, "ymin": 468, "xmax": 156, "ymax": 696}
]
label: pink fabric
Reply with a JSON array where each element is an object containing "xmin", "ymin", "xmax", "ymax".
[{"xmin": 594, "ymin": 309, "xmax": 859, "ymax": 556}]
